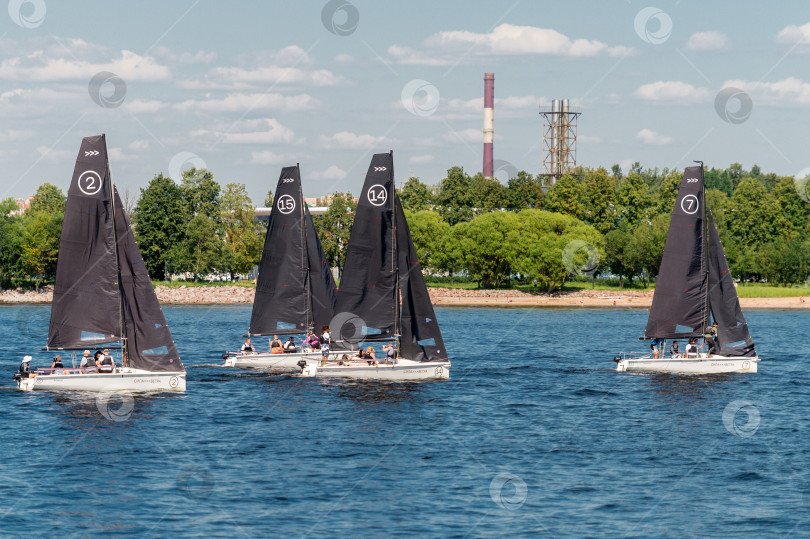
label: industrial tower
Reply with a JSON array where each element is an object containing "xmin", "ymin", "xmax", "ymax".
[{"xmin": 540, "ymin": 99, "xmax": 581, "ymax": 184}]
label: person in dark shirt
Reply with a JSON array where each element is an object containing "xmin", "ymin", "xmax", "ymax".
[{"xmin": 51, "ymin": 355, "xmax": 64, "ymax": 369}]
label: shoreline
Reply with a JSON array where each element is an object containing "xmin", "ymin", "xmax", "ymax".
[{"xmin": 0, "ymin": 286, "xmax": 807, "ymax": 309}]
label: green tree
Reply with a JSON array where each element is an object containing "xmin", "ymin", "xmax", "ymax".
[
  {"xmin": 505, "ymin": 171, "xmax": 544, "ymax": 210},
  {"xmin": 180, "ymin": 168, "xmax": 221, "ymax": 221},
  {"xmin": 510, "ymin": 210, "xmax": 604, "ymax": 292},
  {"xmin": 469, "ymin": 173, "xmax": 507, "ymax": 214},
  {"xmin": 705, "ymin": 167, "xmax": 733, "ymax": 196},
  {"xmin": 29, "ymin": 182, "xmax": 66, "ymax": 215},
  {"xmin": 727, "ymin": 177, "xmax": 777, "ymax": 249},
  {"xmin": 580, "ymin": 168, "xmax": 617, "ymax": 234},
  {"xmin": 435, "ymin": 166, "xmax": 474, "ymax": 225},
  {"xmin": 617, "ymin": 173, "xmax": 651, "ymax": 226},
  {"xmin": 0, "ymin": 197, "xmax": 19, "ymax": 216},
  {"xmin": 169, "ymin": 214, "xmax": 224, "ymax": 278},
  {"xmin": 18, "ymin": 210, "xmax": 62, "ymax": 289},
  {"xmin": 404, "ymin": 209, "xmax": 449, "ymax": 273},
  {"xmin": 770, "ymin": 177, "xmax": 806, "ymax": 238},
  {"xmin": 313, "ymin": 193, "xmax": 356, "ymax": 276},
  {"xmin": 544, "ymin": 174, "xmax": 582, "ymax": 219},
  {"xmin": 220, "ymin": 183, "xmax": 262, "ymax": 279},
  {"xmin": 133, "ymin": 174, "xmax": 186, "ymax": 280},
  {"xmin": 399, "ymin": 177, "xmax": 433, "ymax": 212},
  {"xmin": 264, "ymin": 190, "xmax": 274, "ymax": 207},
  {"xmin": 453, "ymin": 212, "xmax": 519, "ymax": 288},
  {"xmin": 604, "ymin": 225, "xmax": 634, "ymax": 287}
]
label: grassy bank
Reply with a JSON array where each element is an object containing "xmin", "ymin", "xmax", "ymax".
[{"xmin": 152, "ymin": 280, "xmax": 255, "ymax": 289}]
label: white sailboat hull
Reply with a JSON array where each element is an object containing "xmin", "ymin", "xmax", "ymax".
[
  {"xmin": 223, "ymin": 351, "xmax": 323, "ymax": 369},
  {"xmin": 299, "ymin": 359, "xmax": 450, "ymax": 381},
  {"xmin": 616, "ymin": 354, "xmax": 759, "ymax": 374},
  {"xmin": 17, "ymin": 368, "xmax": 186, "ymax": 392}
]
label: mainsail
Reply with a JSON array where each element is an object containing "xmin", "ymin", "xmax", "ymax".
[
  {"xmin": 47, "ymin": 134, "xmax": 183, "ymax": 372},
  {"xmin": 333, "ymin": 153, "xmax": 397, "ymax": 341},
  {"xmin": 334, "ymin": 151, "xmax": 447, "ymax": 361},
  {"xmin": 644, "ymin": 165, "xmax": 708, "ymax": 339},
  {"xmin": 249, "ymin": 165, "xmax": 336, "ymax": 336},
  {"xmin": 47, "ymin": 135, "xmax": 123, "ymax": 349},
  {"xmin": 707, "ymin": 210, "xmax": 756, "ymax": 356}
]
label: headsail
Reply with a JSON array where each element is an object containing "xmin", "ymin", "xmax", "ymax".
[
  {"xmin": 46, "ymin": 134, "xmax": 123, "ymax": 349},
  {"xmin": 395, "ymin": 197, "xmax": 447, "ymax": 362},
  {"xmin": 333, "ymin": 153, "xmax": 397, "ymax": 342},
  {"xmin": 644, "ymin": 165, "xmax": 708, "ymax": 339},
  {"xmin": 707, "ymin": 210, "xmax": 756, "ymax": 356},
  {"xmin": 305, "ymin": 204, "xmax": 337, "ymax": 332},
  {"xmin": 114, "ymin": 189, "xmax": 183, "ymax": 372},
  {"xmin": 249, "ymin": 165, "xmax": 336, "ymax": 336}
]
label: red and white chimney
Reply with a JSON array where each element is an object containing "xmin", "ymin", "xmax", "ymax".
[{"xmin": 483, "ymin": 73, "xmax": 494, "ymax": 178}]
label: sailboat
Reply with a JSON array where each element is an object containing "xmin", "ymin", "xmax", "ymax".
[
  {"xmin": 16, "ymin": 134, "xmax": 186, "ymax": 391},
  {"xmin": 615, "ymin": 163, "xmax": 760, "ymax": 374},
  {"xmin": 223, "ymin": 164, "xmax": 337, "ymax": 369},
  {"xmin": 299, "ymin": 152, "xmax": 451, "ymax": 380}
]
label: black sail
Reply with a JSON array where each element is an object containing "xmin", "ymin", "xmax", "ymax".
[
  {"xmin": 395, "ymin": 197, "xmax": 448, "ymax": 362},
  {"xmin": 249, "ymin": 166, "xmax": 309, "ymax": 335},
  {"xmin": 707, "ymin": 211, "xmax": 756, "ymax": 356},
  {"xmin": 644, "ymin": 165, "xmax": 708, "ymax": 339},
  {"xmin": 305, "ymin": 204, "xmax": 337, "ymax": 332},
  {"xmin": 333, "ymin": 153, "xmax": 397, "ymax": 342},
  {"xmin": 114, "ymin": 189, "xmax": 183, "ymax": 372},
  {"xmin": 47, "ymin": 135, "xmax": 123, "ymax": 349}
]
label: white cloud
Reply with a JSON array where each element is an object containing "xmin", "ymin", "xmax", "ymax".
[
  {"xmin": 636, "ymin": 128, "xmax": 673, "ymax": 146},
  {"xmin": 0, "ymin": 128, "xmax": 33, "ymax": 141},
  {"xmin": 318, "ymin": 131, "xmax": 392, "ymax": 150},
  {"xmin": 443, "ymin": 128, "xmax": 480, "ymax": 143},
  {"xmin": 633, "ymin": 80, "xmax": 711, "ymax": 103},
  {"xmin": 309, "ymin": 165, "xmax": 346, "ymax": 181},
  {"xmin": 125, "ymin": 99, "xmax": 167, "ymax": 114},
  {"xmin": 776, "ymin": 22, "xmax": 810, "ymax": 44},
  {"xmin": 175, "ymin": 92, "xmax": 319, "ymax": 113},
  {"xmin": 333, "ymin": 53, "xmax": 355, "ymax": 64},
  {"xmin": 191, "ymin": 118, "xmax": 298, "ymax": 145},
  {"xmin": 35, "ymin": 145, "xmax": 74, "ymax": 161},
  {"xmin": 108, "ymin": 147, "xmax": 138, "ymax": 161},
  {"xmin": 409, "ymin": 154, "xmax": 434, "ymax": 164},
  {"xmin": 153, "ymin": 46, "xmax": 216, "ymax": 64},
  {"xmin": 685, "ymin": 31, "xmax": 728, "ymax": 51},
  {"xmin": 250, "ymin": 150, "xmax": 302, "ymax": 165},
  {"xmin": 0, "ymin": 50, "xmax": 171, "ymax": 81},
  {"xmin": 390, "ymin": 23, "xmax": 634, "ymax": 65},
  {"xmin": 723, "ymin": 77, "xmax": 810, "ymax": 105},
  {"xmin": 207, "ymin": 65, "xmax": 342, "ymax": 87},
  {"xmin": 127, "ymin": 140, "xmax": 149, "ymax": 151}
]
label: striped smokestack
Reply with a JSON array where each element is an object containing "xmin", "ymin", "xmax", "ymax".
[{"xmin": 483, "ymin": 73, "xmax": 494, "ymax": 178}]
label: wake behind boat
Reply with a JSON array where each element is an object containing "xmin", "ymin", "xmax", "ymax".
[
  {"xmin": 299, "ymin": 151, "xmax": 451, "ymax": 381},
  {"xmin": 14, "ymin": 134, "xmax": 186, "ymax": 392},
  {"xmin": 615, "ymin": 163, "xmax": 760, "ymax": 374},
  {"xmin": 223, "ymin": 164, "xmax": 337, "ymax": 370}
]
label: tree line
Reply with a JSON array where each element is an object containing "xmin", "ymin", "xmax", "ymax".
[{"xmin": 1, "ymin": 162, "xmax": 808, "ymax": 291}]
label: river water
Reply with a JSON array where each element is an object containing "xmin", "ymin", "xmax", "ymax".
[{"xmin": 0, "ymin": 304, "xmax": 807, "ymax": 537}]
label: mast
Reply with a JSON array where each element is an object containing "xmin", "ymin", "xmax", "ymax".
[
  {"xmin": 391, "ymin": 151, "xmax": 401, "ymax": 350},
  {"xmin": 109, "ymin": 149, "xmax": 128, "ymax": 362},
  {"xmin": 697, "ymin": 160, "xmax": 709, "ymax": 334}
]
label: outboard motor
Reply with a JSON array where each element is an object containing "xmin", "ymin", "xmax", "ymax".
[
  {"xmin": 221, "ymin": 353, "xmax": 229, "ymax": 360},
  {"xmin": 296, "ymin": 360, "xmax": 308, "ymax": 373},
  {"xmin": 613, "ymin": 356, "xmax": 622, "ymax": 363}
]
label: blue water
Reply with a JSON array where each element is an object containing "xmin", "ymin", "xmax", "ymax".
[{"xmin": 0, "ymin": 304, "xmax": 808, "ymax": 537}]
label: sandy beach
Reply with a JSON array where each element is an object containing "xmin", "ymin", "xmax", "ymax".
[{"xmin": 1, "ymin": 285, "xmax": 807, "ymax": 309}]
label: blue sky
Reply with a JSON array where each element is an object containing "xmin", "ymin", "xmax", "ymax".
[{"xmin": 2, "ymin": 0, "xmax": 810, "ymax": 205}]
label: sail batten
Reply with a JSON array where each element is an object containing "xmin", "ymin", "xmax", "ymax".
[{"xmin": 249, "ymin": 165, "xmax": 336, "ymax": 336}]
